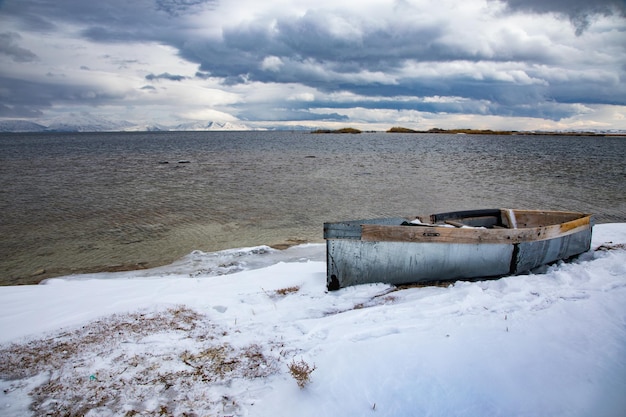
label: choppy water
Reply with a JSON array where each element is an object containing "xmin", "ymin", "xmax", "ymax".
[{"xmin": 1, "ymin": 131, "xmax": 625, "ymax": 285}]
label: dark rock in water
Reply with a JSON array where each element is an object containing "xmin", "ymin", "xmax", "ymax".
[
  {"xmin": 158, "ymin": 161, "xmax": 169, "ymax": 164},
  {"xmin": 305, "ymin": 155, "xmax": 316, "ymax": 158},
  {"xmin": 178, "ymin": 160, "xmax": 191, "ymax": 164}
]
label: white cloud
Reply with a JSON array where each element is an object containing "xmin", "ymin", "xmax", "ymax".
[
  {"xmin": 287, "ymin": 92, "xmax": 315, "ymax": 102},
  {"xmin": 260, "ymin": 56, "xmax": 284, "ymax": 72},
  {"xmin": 177, "ymin": 108, "xmax": 239, "ymax": 122},
  {"xmin": 0, "ymin": 0, "xmax": 624, "ymax": 129}
]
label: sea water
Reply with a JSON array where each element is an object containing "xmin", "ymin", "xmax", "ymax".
[{"xmin": 1, "ymin": 131, "xmax": 624, "ymax": 285}]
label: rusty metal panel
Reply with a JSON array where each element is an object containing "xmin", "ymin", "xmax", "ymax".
[{"xmin": 326, "ymin": 239, "xmax": 513, "ymax": 290}]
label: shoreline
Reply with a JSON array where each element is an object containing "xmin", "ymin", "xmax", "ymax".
[
  {"xmin": 306, "ymin": 127, "xmax": 626, "ymax": 136},
  {"xmin": 5, "ymin": 219, "xmax": 626, "ymax": 287},
  {"xmin": 4, "ymin": 237, "xmax": 317, "ymax": 287},
  {"xmin": 3, "ymin": 131, "xmax": 624, "ymax": 287},
  {"xmin": 387, "ymin": 127, "xmax": 626, "ymax": 136}
]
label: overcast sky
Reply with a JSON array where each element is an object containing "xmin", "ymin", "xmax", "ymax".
[{"xmin": 1, "ymin": 0, "xmax": 625, "ymax": 130}]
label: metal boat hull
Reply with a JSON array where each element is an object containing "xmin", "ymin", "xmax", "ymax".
[{"xmin": 324, "ymin": 209, "xmax": 593, "ymax": 290}]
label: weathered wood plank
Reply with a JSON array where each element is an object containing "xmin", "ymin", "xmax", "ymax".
[
  {"xmin": 444, "ymin": 220, "xmax": 466, "ymax": 227},
  {"xmin": 509, "ymin": 209, "xmax": 588, "ymax": 228},
  {"xmin": 361, "ymin": 216, "xmax": 591, "ymax": 244},
  {"xmin": 324, "ymin": 217, "xmax": 407, "ymax": 239}
]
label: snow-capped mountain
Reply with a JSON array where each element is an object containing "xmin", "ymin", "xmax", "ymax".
[
  {"xmin": 43, "ymin": 113, "xmax": 136, "ymax": 132},
  {"xmin": 170, "ymin": 121, "xmax": 254, "ymax": 131},
  {"xmin": 0, "ymin": 114, "xmax": 256, "ymax": 132},
  {"xmin": 0, "ymin": 120, "xmax": 47, "ymax": 132}
]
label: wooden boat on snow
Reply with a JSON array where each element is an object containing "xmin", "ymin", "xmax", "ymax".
[{"xmin": 324, "ymin": 209, "xmax": 593, "ymax": 291}]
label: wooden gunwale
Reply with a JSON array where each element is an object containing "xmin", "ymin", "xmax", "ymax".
[{"xmin": 360, "ymin": 210, "xmax": 592, "ymax": 245}]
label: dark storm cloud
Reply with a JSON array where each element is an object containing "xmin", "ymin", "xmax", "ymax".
[
  {"xmin": 145, "ymin": 72, "xmax": 187, "ymax": 81},
  {"xmin": 499, "ymin": 0, "xmax": 626, "ymax": 16},
  {"xmin": 0, "ymin": 103, "xmax": 44, "ymax": 118},
  {"xmin": 1, "ymin": 0, "xmax": 215, "ymax": 42},
  {"xmin": 184, "ymin": 8, "xmax": 587, "ymax": 116},
  {"xmin": 185, "ymin": 3, "xmax": 624, "ymax": 121},
  {"xmin": 1, "ymin": 0, "xmax": 624, "ymax": 125},
  {"xmin": 498, "ymin": 0, "xmax": 626, "ymax": 34},
  {"xmin": 293, "ymin": 85, "xmax": 577, "ymax": 121},
  {"xmin": 233, "ymin": 10, "xmax": 445, "ymax": 68},
  {"xmin": 0, "ymin": 75, "xmax": 127, "ymax": 112},
  {"xmin": 0, "ymin": 32, "xmax": 37, "ymax": 62},
  {"xmin": 0, "ymin": 0, "xmax": 211, "ymax": 118},
  {"xmin": 236, "ymin": 106, "xmax": 349, "ymax": 123},
  {"xmin": 0, "ymin": 76, "xmax": 54, "ymax": 117},
  {"xmin": 155, "ymin": 0, "xmax": 217, "ymax": 17},
  {"xmin": 191, "ymin": 12, "xmax": 452, "ymax": 83}
]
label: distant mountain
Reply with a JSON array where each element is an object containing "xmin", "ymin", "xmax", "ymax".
[
  {"xmin": 0, "ymin": 120, "xmax": 47, "ymax": 132},
  {"xmin": 0, "ymin": 116, "xmax": 256, "ymax": 132},
  {"xmin": 263, "ymin": 125, "xmax": 316, "ymax": 131},
  {"xmin": 170, "ymin": 121, "xmax": 254, "ymax": 131},
  {"xmin": 123, "ymin": 123, "xmax": 170, "ymax": 132},
  {"xmin": 44, "ymin": 113, "xmax": 136, "ymax": 132}
]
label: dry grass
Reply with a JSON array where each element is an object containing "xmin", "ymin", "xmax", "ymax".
[
  {"xmin": 0, "ymin": 306, "xmax": 204, "ymax": 381},
  {"xmin": 287, "ymin": 358, "xmax": 316, "ymax": 389},
  {"xmin": 0, "ymin": 306, "xmax": 286, "ymax": 416},
  {"xmin": 262, "ymin": 285, "xmax": 301, "ymax": 300},
  {"xmin": 596, "ymin": 243, "xmax": 626, "ymax": 251},
  {"xmin": 393, "ymin": 281, "xmax": 455, "ymax": 290},
  {"xmin": 274, "ymin": 286, "xmax": 300, "ymax": 296}
]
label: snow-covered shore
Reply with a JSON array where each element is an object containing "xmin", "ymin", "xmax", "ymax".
[{"xmin": 1, "ymin": 224, "xmax": 625, "ymax": 416}]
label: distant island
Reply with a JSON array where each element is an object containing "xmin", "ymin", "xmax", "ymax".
[
  {"xmin": 311, "ymin": 128, "xmax": 362, "ymax": 134},
  {"xmin": 308, "ymin": 126, "xmax": 625, "ymax": 136},
  {"xmin": 386, "ymin": 126, "xmax": 625, "ymax": 136}
]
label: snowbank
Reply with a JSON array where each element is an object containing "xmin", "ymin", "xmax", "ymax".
[{"xmin": 1, "ymin": 225, "xmax": 625, "ymax": 417}]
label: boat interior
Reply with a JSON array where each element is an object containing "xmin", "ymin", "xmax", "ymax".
[
  {"xmin": 324, "ymin": 209, "xmax": 591, "ymax": 241},
  {"xmin": 406, "ymin": 209, "xmax": 589, "ymax": 230}
]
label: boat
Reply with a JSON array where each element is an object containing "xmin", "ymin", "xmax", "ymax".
[{"xmin": 323, "ymin": 209, "xmax": 593, "ymax": 291}]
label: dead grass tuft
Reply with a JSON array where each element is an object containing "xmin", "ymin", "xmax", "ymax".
[
  {"xmin": 0, "ymin": 306, "xmax": 203, "ymax": 381},
  {"xmin": 0, "ymin": 305, "xmax": 284, "ymax": 416},
  {"xmin": 274, "ymin": 286, "xmax": 300, "ymax": 296},
  {"xmin": 596, "ymin": 243, "xmax": 626, "ymax": 251},
  {"xmin": 288, "ymin": 358, "xmax": 316, "ymax": 389}
]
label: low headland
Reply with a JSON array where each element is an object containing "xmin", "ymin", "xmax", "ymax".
[
  {"xmin": 311, "ymin": 127, "xmax": 363, "ymax": 134},
  {"xmin": 309, "ymin": 126, "xmax": 625, "ymax": 136},
  {"xmin": 387, "ymin": 126, "xmax": 625, "ymax": 136}
]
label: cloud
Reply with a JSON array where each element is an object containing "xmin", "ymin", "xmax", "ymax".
[
  {"xmin": 0, "ymin": 32, "xmax": 38, "ymax": 62},
  {"xmin": 177, "ymin": 107, "xmax": 238, "ymax": 122},
  {"xmin": 498, "ymin": 0, "xmax": 626, "ymax": 16},
  {"xmin": 0, "ymin": 0, "xmax": 624, "ymax": 129},
  {"xmin": 145, "ymin": 73, "xmax": 188, "ymax": 81},
  {"xmin": 182, "ymin": 2, "xmax": 623, "ymax": 117},
  {"xmin": 156, "ymin": 0, "xmax": 217, "ymax": 17},
  {"xmin": 497, "ymin": 0, "xmax": 626, "ymax": 35},
  {"xmin": 260, "ymin": 56, "xmax": 283, "ymax": 72},
  {"xmin": 195, "ymin": 71, "xmax": 212, "ymax": 79},
  {"xmin": 0, "ymin": 103, "xmax": 44, "ymax": 118}
]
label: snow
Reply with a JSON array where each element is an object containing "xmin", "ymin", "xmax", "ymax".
[
  {"xmin": 0, "ymin": 120, "xmax": 46, "ymax": 133},
  {"xmin": 1, "ymin": 224, "xmax": 625, "ymax": 417},
  {"xmin": 172, "ymin": 121, "xmax": 255, "ymax": 131},
  {"xmin": 0, "ymin": 115, "xmax": 256, "ymax": 132}
]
